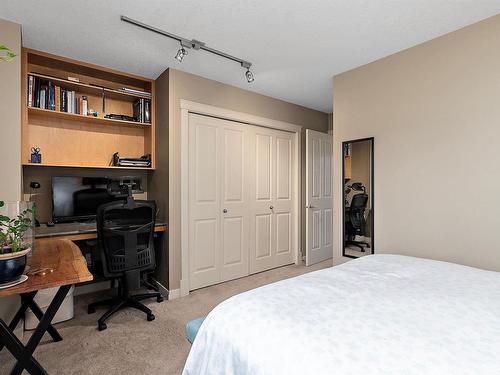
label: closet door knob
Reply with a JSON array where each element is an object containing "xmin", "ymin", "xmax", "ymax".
[
  {"xmin": 222, "ymin": 208, "xmax": 228, "ymax": 213},
  {"xmin": 269, "ymin": 205, "xmax": 274, "ymax": 210}
]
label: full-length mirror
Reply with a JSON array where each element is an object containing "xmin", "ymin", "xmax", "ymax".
[{"xmin": 343, "ymin": 138, "xmax": 374, "ymax": 258}]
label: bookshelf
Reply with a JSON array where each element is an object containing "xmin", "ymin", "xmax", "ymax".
[{"xmin": 21, "ymin": 49, "xmax": 155, "ymax": 170}]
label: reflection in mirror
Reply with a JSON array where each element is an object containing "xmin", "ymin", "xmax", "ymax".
[{"xmin": 343, "ymin": 138, "xmax": 374, "ymax": 258}]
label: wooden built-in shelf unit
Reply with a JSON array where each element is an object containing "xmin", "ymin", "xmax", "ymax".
[{"xmin": 21, "ymin": 49, "xmax": 155, "ymax": 170}]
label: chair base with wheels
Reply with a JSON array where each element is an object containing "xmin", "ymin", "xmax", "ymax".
[
  {"xmin": 346, "ymin": 238, "xmax": 370, "ymax": 252},
  {"xmin": 88, "ymin": 278, "xmax": 164, "ymax": 331}
]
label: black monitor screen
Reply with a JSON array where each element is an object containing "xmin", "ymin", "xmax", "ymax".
[{"xmin": 52, "ymin": 177, "xmax": 124, "ymax": 223}]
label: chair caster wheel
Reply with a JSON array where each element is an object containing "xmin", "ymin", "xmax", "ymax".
[
  {"xmin": 98, "ymin": 322, "xmax": 107, "ymax": 331},
  {"xmin": 88, "ymin": 306, "xmax": 96, "ymax": 314},
  {"xmin": 157, "ymin": 296, "xmax": 164, "ymax": 303},
  {"xmin": 147, "ymin": 313, "xmax": 155, "ymax": 322}
]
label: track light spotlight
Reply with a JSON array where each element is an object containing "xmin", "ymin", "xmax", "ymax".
[
  {"xmin": 175, "ymin": 47, "xmax": 188, "ymax": 62},
  {"xmin": 245, "ymin": 68, "xmax": 254, "ymax": 83}
]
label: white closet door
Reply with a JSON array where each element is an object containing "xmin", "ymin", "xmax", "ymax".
[
  {"xmin": 189, "ymin": 114, "xmax": 250, "ymax": 290},
  {"xmin": 273, "ymin": 130, "xmax": 295, "ymax": 268},
  {"xmin": 219, "ymin": 121, "xmax": 250, "ymax": 282},
  {"xmin": 249, "ymin": 130, "xmax": 275, "ymax": 273},
  {"xmin": 188, "ymin": 114, "xmax": 221, "ymax": 289},
  {"xmin": 250, "ymin": 127, "xmax": 295, "ymax": 274},
  {"xmin": 188, "ymin": 113, "xmax": 296, "ymax": 289}
]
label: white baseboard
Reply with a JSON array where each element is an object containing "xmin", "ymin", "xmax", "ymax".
[
  {"xmin": 180, "ymin": 279, "xmax": 190, "ymax": 297},
  {"xmin": 168, "ymin": 289, "xmax": 180, "ymax": 300}
]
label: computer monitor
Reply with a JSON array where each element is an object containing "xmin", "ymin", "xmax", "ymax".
[{"xmin": 51, "ymin": 176, "xmax": 142, "ymax": 223}]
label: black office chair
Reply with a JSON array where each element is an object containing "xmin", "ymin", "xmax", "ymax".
[
  {"xmin": 345, "ymin": 193, "xmax": 370, "ymax": 252},
  {"xmin": 88, "ymin": 198, "xmax": 163, "ymax": 331}
]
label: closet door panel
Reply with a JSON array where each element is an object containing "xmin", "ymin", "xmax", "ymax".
[
  {"xmin": 255, "ymin": 213, "xmax": 272, "ymax": 259},
  {"xmin": 273, "ymin": 132, "xmax": 295, "ymax": 267},
  {"xmin": 250, "ymin": 128, "xmax": 295, "ymax": 273},
  {"xmin": 256, "ymin": 133, "xmax": 272, "ymax": 201},
  {"xmin": 189, "ymin": 114, "xmax": 221, "ymax": 289},
  {"xmin": 276, "ymin": 212, "xmax": 291, "ymax": 255},
  {"xmin": 250, "ymin": 130, "xmax": 276, "ymax": 273},
  {"xmin": 220, "ymin": 125, "xmax": 249, "ymax": 282},
  {"xmin": 276, "ymin": 137, "xmax": 292, "ymax": 200},
  {"xmin": 192, "ymin": 219, "xmax": 218, "ymax": 273}
]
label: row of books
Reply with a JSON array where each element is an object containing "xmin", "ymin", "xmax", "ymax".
[
  {"xmin": 27, "ymin": 75, "xmax": 88, "ymax": 115},
  {"xmin": 133, "ymin": 98, "xmax": 151, "ymax": 124}
]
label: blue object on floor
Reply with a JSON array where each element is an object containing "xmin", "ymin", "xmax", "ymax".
[{"xmin": 186, "ymin": 317, "xmax": 206, "ymax": 343}]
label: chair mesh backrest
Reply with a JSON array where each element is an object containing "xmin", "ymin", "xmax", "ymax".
[
  {"xmin": 349, "ymin": 193, "xmax": 368, "ymax": 230},
  {"xmin": 97, "ymin": 200, "xmax": 156, "ymax": 276}
]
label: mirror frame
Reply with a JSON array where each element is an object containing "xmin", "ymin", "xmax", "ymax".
[{"xmin": 342, "ymin": 137, "xmax": 374, "ymax": 259}]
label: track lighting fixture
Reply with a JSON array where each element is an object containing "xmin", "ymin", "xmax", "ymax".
[
  {"xmin": 245, "ymin": 68, "xmax": 254, "ymax": 83},
  {"xmin": 174, "ymin": 46, "xmax": 188, "ymax": 62},
  {"xmin": 241, "ymin": 62, "xmax": 254, "ymax": 83},
  {"xmin": 121, "ymin": 15, "xmax": 255, "ymax": 83}
]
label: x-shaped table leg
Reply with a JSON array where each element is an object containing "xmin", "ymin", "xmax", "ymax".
[{"xmin": 0, "ymin": 285, "xmax": 72, "ymax": 375}]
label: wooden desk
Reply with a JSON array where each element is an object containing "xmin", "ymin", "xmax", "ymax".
[
  {"xmin": 0, "ymin": 239, "xmax": 93, "ymax": 375},
  {"xmin": 0, "ymin": 240, "xmax": 92, "ymax": 297}
]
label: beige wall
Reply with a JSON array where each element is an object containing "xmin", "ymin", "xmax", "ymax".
[
  {"xmin": 153, "ymin": 68, "xmax": 328, "ymax": 290},
  {"xmin": 333, "ymin": 14, "xmax": 500, "ymax": 271},
  {"xmin": 0, "ymin": 18, "xmax": 21, "ymax": 201},
  {"xmin": 0, "ymin": 18, "xmax": 22, "ymax": 329}
]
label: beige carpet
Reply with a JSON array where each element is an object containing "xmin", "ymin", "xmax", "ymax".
[{"xmin": 0, "ymin": 259, "xmax": 332, "ymax": 375}]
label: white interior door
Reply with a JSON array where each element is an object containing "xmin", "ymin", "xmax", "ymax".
[
  {"xmin": 250, "ymin": 127, "xmax": 295, "ymax": 274},
  {"xmin": 306, "ymin": 129, "xmax": 333, "ymax": 266}
]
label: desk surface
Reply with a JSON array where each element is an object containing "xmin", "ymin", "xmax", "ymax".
[
  {"xmin": 0, "ymin": 239, "xmax": 93, "ymax": 297},
  {"xmin": 35, "ymin": 221, "xmax": 167, "ymax": 242}
]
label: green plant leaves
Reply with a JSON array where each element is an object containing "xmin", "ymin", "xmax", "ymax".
[
  {"xmin": 0, "ymin": 202, "xmax": 33, "ymax": 252},
  {"xmin": 0, "ymin": 45, "xmax": 17, "ymax": 62}
]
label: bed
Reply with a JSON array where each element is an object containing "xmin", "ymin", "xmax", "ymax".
[{"xmin": 183, "ymin": 254, "xmax": 500, "ymax": 374}]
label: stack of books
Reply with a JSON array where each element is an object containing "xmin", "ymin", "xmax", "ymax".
[
  {"xmin": 133, "ymin": 98, "xmax": 151, "ymax": 124},
  {"xmin": 27, "ymin": 75, "xmax": 88, "ymax": 115}
]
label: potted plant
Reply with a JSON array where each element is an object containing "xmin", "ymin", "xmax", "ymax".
[{"xmin": 0, "ymin": 201, "xmax": 34, "ymax": 284}]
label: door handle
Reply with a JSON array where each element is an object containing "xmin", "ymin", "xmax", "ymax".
[
  {"xmin": 306, "ymin": 204, "xmax": 315, "ymax": 209},
  {"xmin": 269, "ymin": 205, "xmax": 274, "ymax": 210},
  {"xmin": 222, "ymin": 208, "xmax": 228, "ymax": 213}
]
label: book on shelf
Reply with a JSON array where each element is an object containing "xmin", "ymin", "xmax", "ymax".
[
  {"xmin": 133, "ymin": 98, "xmax": 151, "ymax": 124},
  {"xmin": 28, "ymin": 76, "xmax": 34, "ymax": 107},
  {"xmin": 55, "ymin": 86, "xmax": 60, "ymax": 112},
  {"xmin": 61, "ymin": 89, "xmax": 67, "ymax": 112},
  {"xmin": 27, "ymin": 75, "xmax": 88, "ymax": 116}
]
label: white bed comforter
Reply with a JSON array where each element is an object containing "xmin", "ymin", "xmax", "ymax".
[{"xmin": 183, "ymin": 255, "xmax": 500, "ymax": 375}]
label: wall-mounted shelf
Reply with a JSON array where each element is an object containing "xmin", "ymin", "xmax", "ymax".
[
  {"xmin": 29, "ymin": 72, "xmax": 152, "ymax": 102},
  {"xmin": 28, "ymin": 107, "xmax": 151, "ymax": 128},
  {"xmin": 21, "ymin": 48, "xmax": 156, "ymax": 170}
]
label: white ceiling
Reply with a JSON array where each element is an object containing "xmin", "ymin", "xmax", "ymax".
[{"xmin": 1, "ymin": 1, "xmax": 500, "ymax": 112}]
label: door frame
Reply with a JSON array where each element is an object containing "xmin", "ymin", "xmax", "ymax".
[{"xmin": 180, "ymin": 100, "xmax": 303, "ymax": 297}]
